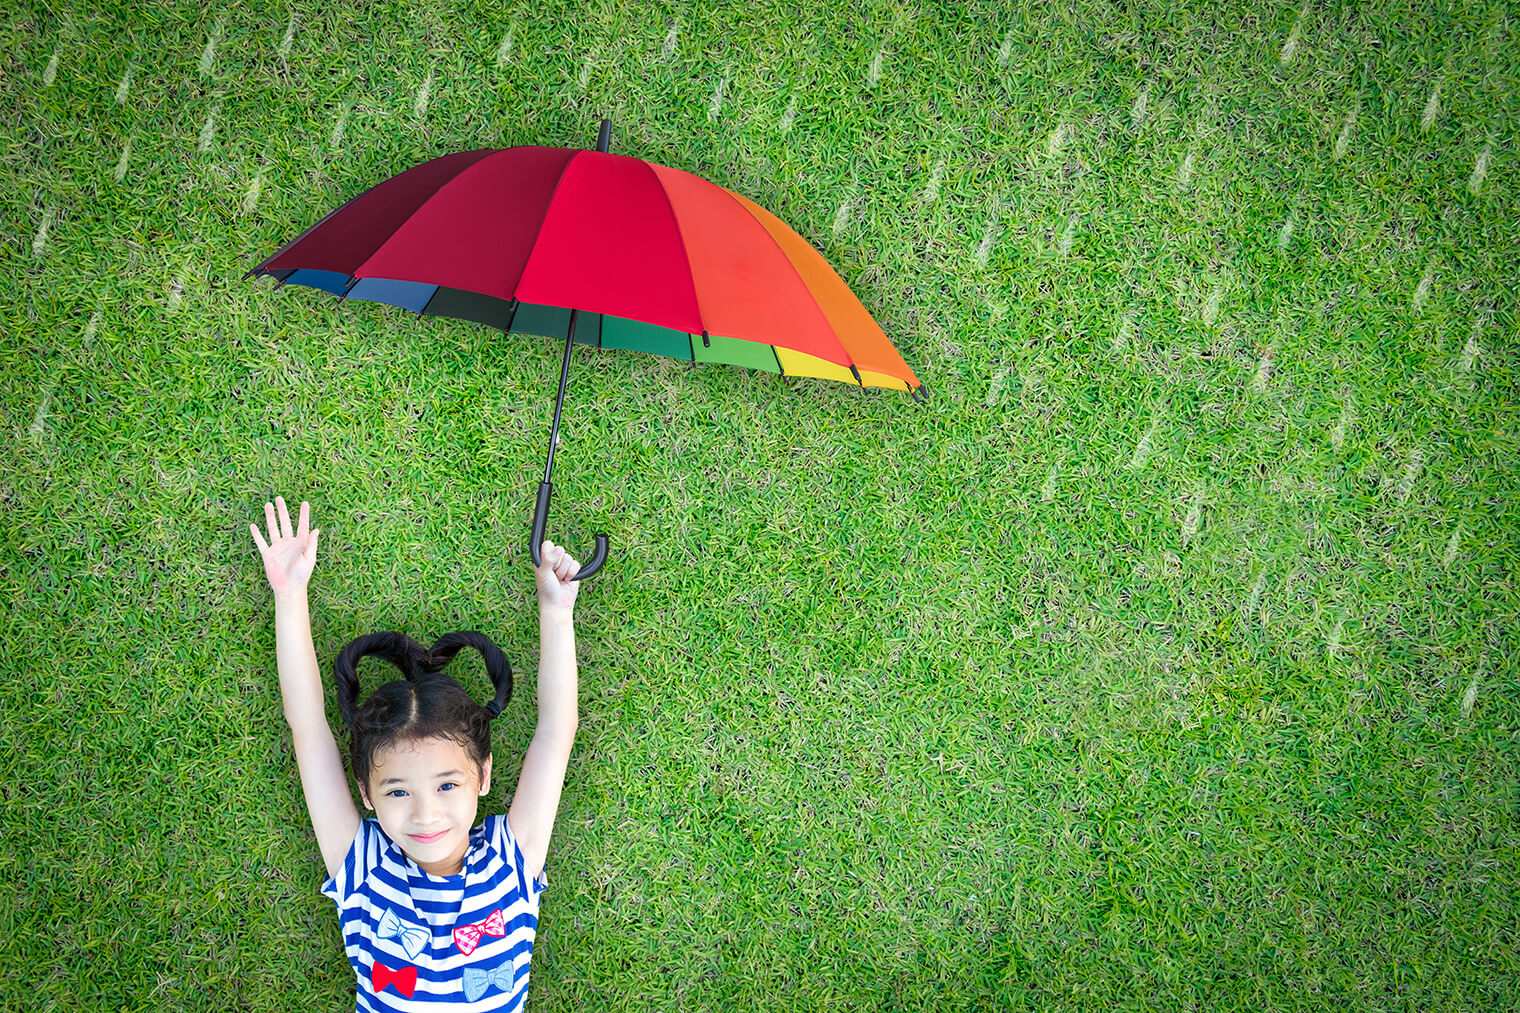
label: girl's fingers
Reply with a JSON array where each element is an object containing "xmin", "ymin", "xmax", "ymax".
[
  {"xmin": 251, "ymin": 523, "xmax": 268, "ymax": 553},
  {"xmin": 263, "ymin": 497, "xmax": 312, "ymax": 543},
  {"xmin": 538, "ymin": 540, "xmax": 578, "ymax": 582}
]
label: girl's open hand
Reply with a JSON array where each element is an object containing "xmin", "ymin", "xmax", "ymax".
[
  {"xmin": 535, "ymin": 540, "xmax": 580, "ymax": 613},
  {"xmin": 251, "ymin": 496, "xmax": 320, "ymax": 597}
]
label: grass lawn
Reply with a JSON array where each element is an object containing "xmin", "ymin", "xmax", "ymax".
[{"xmin": 2, "ymin": 2, "xmax": 1517, "ymax": 1010}]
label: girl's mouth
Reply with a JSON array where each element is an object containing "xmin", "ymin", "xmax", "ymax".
[{"xmin": 410, "ymin": 829, "xmax": 449, "ymax": 844}]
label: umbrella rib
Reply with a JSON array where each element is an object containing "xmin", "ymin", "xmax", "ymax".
[
  {"xmin": 639, "ymin": 159, "xmax": 706, "ymax": 336},
  {"xmin": 416, "ymin": 283, "xmax": 439, "ymax": 317},
  {"xmin": 509, "ymin": 148, "xmax": 589, "ymax": 308}
]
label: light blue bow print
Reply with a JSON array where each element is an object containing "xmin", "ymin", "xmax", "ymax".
[
  {"xmin": 377, "ymin": 908, "xmax": 430, "ymax": 960},
  {"xmin": 463, "ymin": 961, "xmax": 516, "ymax": 1003}
]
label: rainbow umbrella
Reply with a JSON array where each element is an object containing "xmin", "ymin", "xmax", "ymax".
[{"xmin": 244, "ymin": 117, "xmax": 924, "ymax": 580}]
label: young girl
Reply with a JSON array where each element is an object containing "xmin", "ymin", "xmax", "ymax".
[{"xmin": 251, "ymin": 495, "xmax": 582, "ymax": 1012}]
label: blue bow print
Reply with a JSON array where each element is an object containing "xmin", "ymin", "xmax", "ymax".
[
  {"xmin": 377, "ymin": 908, "xmax": 430, "ymax": 960},
  {"xmin": 463, "ymin": 961, "xmax": 516, "ymax": 1002}
]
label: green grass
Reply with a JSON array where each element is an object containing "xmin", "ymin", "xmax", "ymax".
[{"xmin": 2, "ymin": 2, "xmax": 1517, "ymax": 1010}]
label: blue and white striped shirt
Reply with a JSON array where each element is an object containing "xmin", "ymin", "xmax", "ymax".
[{"xmin": 321, "ymin": 815, "xmax": 547, "ymax": 1012}]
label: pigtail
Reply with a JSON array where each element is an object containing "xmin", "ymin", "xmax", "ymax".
[
  {"xmin": 333, "ymin": 631, "xmax": 432, "ymax": 730},
  {"xmin": 426, "ymin": 631, "xmax": 514, "ymax": 719}
]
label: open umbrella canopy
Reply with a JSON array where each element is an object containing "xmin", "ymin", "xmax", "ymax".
[
  {"xmin": 246, "ymin": 119, "xmax": 925, "ymax": 579},
  {"xmin": 244, "ymin": 143, "xmax": 922, "ymax": 394}
]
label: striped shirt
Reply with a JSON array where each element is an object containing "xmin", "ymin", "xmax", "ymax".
[{"xmin": 321, "ymin": 815, "xmax": 547, "ymax": 1012}]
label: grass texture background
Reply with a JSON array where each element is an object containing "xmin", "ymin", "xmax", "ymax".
[{"xmin": 1, "ymin": 2, "xmax": 1517, "ymax": 1010}]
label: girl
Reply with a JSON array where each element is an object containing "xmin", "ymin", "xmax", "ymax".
[{"xmin": 251, "ymin": 495, "xmax": 582, "ymax": 1012}]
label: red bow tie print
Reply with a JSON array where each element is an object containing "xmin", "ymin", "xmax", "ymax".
[
  {"xmin": 372, "ymin": 960, "xmax": 418, "ymax": 998},
  {"xmin": 452, "ymin": 908, "xmax": 506, "ymax": 955}
]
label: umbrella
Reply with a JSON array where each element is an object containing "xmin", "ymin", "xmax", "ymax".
[{"xmin": 244, "ymin": 117, "xmax": 925, "ymax": 580}]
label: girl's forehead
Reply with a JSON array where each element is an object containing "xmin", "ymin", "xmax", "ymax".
[{"xmin": 371, "ymin": 736, "xmax": 476, "ymax": 774}]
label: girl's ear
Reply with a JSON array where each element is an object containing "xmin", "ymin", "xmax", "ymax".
[
  {"xmin": 479, "ymin": 753, "xmax": 493, "ymax": 795},
  {"xmin": 357, "ymin": 779, "xmax": 373, "ymax": 811}
]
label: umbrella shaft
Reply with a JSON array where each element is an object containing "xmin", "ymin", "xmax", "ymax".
[{"xmin": 544, "ymin": 310, "xmax": 578, "ymax": 483}]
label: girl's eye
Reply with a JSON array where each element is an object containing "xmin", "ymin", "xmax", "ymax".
[
  {"xmin": 386, "ymin": 789, "xmax": 407, "ymax": 798},
  {"xmin": 439, "ymin": 782, "xmax": 458, "ymax": 792}
]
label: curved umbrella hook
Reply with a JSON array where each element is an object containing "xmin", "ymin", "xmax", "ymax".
[
  {"xmin": 527, "ymin": 117, "xmax": 615, "ymax": 582},
  {"xmin": 531, "ymin": 480, "xmax": 609, "ymax": 580}
]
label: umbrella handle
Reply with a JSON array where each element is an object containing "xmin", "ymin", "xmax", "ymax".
[{"xmin": 530, "ymin": 480, "xmax": 609, "ymax": 580}]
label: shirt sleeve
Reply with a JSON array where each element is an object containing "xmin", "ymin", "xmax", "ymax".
[
  {"xmin": 492, "ymin": 814, "xmax": 548, "ymax": 902},
  {"xmin": 320, "ymin": 818, "xmax": 378, "ymax": 906}
]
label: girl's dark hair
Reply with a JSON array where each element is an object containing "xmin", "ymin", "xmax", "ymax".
[{"xmin": 333, "ymin": 631, "xmax": 513, "ymax": 790}]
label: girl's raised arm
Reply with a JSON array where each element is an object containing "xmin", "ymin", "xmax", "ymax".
[
  {"xmin": 275, "ymin": 587, "xmax": 361, "ymax": 879},
  {"xmin": 253, "ymin": 497, "xmax": 359, "ymax": 879}
]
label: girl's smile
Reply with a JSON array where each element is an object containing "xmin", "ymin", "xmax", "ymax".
[{"xmin": 359, "ymin": 736, "xmax": 494, "ymax": 877}]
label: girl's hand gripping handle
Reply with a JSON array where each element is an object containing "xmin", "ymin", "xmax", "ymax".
[{"xmin": 535, "ymin": 539, "xmax": 581, "ymax": 613}]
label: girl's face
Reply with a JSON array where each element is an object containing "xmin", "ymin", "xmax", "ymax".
[{"xmin": 358, "ymin": 735, "xmax": 492, "ymax": 877}]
